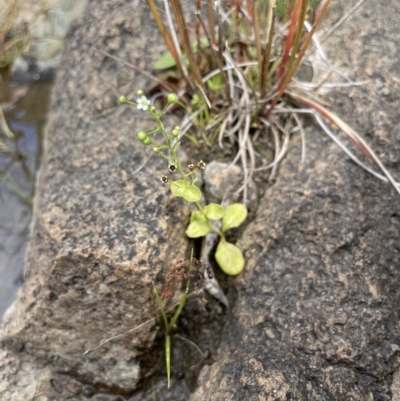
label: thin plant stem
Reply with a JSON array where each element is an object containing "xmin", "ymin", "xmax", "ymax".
[
  {"xmin": 165, "ymin": 333, "xmax": 171, "ymax": 388},
  {"xmin": 153, "ymin": 250, "xmax": 196, "ymax": 388}
]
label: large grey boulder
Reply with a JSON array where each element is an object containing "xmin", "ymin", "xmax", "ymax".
[
  {"xmin": 189, "ymin": 1, "xmax": 400, "ymax": 400},
  {"xmin": 0, "ymin": 0, "xmax": 189, "ymax": 398}
]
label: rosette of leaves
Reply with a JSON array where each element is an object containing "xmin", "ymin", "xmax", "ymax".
[{"xmin": 185, "ymin": 202, "xmax": 247, "ymax": 276}]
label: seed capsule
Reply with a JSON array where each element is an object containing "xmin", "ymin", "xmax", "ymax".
[{"xmin": 197, "ymin": 160, "xmax": 206, "ymax": 170}]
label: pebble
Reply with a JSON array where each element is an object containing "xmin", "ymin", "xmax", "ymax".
[{"xmin": 82, "ymin": 384, "xmax": 96, "ymax": 397}]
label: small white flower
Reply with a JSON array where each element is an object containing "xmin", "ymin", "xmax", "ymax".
[{"xmin": 137, "ymin": 95, "xmax": 151, "ymax": 111}]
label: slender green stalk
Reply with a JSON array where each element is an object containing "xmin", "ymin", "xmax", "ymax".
[
  {"xmin": 165, "ymin": 334, "xmax": 171, "ymax": 388},
  {"xmin": 168, "ymin": 263, "xmax": 192, "ymax": 330},
  {"xmin": 152, "ymin": 251, "xmax": 195, "ymax": 388}
]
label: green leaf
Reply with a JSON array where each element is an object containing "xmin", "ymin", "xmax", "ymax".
[
  {"xmin": 186, "ymin": 221, "xmax": 210, "ymax": 238},
  {"xmin": 206, "ymin": 73, "xmax": 223, "ymax": 93},
  {"xmin": 170, "ymin": 180, "xmax": 187, "ymax": 197},
  {"xmin": 222, "ymin": 203, "xmax": 248, "ymax": 232},
  {"xmin": 215, "ymin": 241, "xmax": 245, "ymax": 275},
  {"xmin": 203, "ymin": 203, "xmax": 225, "ymax": 220},
  {"xmin": 191, "ymin": 94, "xmax": 201, "ymax": 108},
  {"xmin": 190, "ymin": 210, "xmax": 207, "ymax": 223},
  {"xmin": 191, "ymin": 36, "xmax": 209, "ymax": 53},
  {"xmin": 182, "ymin": 185, "xmax": 201, "ymax": 202},
  {"xmin": 154, "ymin": 51, "xmax": 177, "ymax": 70}
]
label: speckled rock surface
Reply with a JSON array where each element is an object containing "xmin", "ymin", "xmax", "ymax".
[
  {"xmin": 1, "ymin": 0, "xmax": 400, "ymax": 399},
  {"xmin": 0, "ymin": 0, "xmax": 189, "ymax": 398},
  {"xmin": 189, "ymin": 1, "xmax": 400, "ymax": 400}
]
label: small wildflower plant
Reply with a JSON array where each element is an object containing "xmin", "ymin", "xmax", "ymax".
[
  {"xmin": 153, "ymin": 253, "xmax": 213, "ymax": 388},
  {"xmin": 120, "ymin": 91, "xmax": 248, "ymax": 275}
]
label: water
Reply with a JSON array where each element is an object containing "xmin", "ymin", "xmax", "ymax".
[{"xmin": 0, "ymin": 80, "xmax": 52, "ymax": 321}]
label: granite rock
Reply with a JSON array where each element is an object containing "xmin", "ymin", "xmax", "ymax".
[
  {"xmin": 0, "ymin": 0, "xmax": 188, "ymax": 398},
  {"xmin": 189, "ymin": 0, "xmax": 400, "ymax": 399},
  {"xmin": 1, "ymin": 0, "xmax": 400, "ymax": 399}
]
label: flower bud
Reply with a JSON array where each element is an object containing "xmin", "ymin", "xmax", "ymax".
[
  {"xmin": 172, "ymin": 129, "xmax": 179, "ymax": 137},
  {"xmin": 150, "ymin": 106, "xmax": 157, "ymax": 113},
  {"xmin": 119, "ymin": 95, "xmax": 127, "ymax": 103},
  {"xmin": 167, "ymin": 93, "xmax": 179, "ymax": 104},
  {"xmin": 153, "ymin": 147, "xmax": 160, "ymax": 153},
  {"xmin": 143, "ymin": 137, "xmax": 153, "ymax": 145},
  {"xmin": 137, "ymin": 90, "xmax": 144, "ymax": 96},
  {"xmin": 137, "ymin": 131, "xmax": 148, "ymax": 141}
]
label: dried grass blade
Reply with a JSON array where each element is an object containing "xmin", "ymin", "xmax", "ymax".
[
  {"xmin": 251, "ymin": 0, "xmax": 263, "ymax": 88},
  {"xmin": 196, "ymin": 14, "xmax": 231, "ymax": 104},
  {"xmin": 162, "ymin": 0, "xmax": 190, "ymax": 84},
  {"xmin": 314, "ymin": 112, "xmax": 400, "ymax": 186},
  {"xmin": 288, "ymin": 91, "xmax": 400, "ymax": 197},
  {"xmin": 170, "ymin": 0, "xmax": 207, "ymax": 93},
  {"xmin": 286, "ymin": 0, "xmax": 309, "ymax": 75},
  {"xmin": 266, "ymin": 0, "xmax": 331, "ymax": 117},
  {"xmin": 207, "ymin": 0, "xmax": 216, "ymax": 44},
  {"xmin": 260, "ymin": 0, "xmax": 276, "ymax": 98},
  {"xmin": 146, "ymin": 0, "xmax": 179, "ymax": 66}
]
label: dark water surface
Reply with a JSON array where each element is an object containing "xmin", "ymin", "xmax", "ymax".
[{"xmin": 0, "ymin": 81, "xmax": 52, "ymax": 321}]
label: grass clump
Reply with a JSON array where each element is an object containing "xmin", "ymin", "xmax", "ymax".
[
  {"xmin": 116, "ymin": 0, "xmax": 400, "ymax": 284},
  {"xmin": 139, "ymin": 0, "xmax": 400, "ymax": 198}
]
